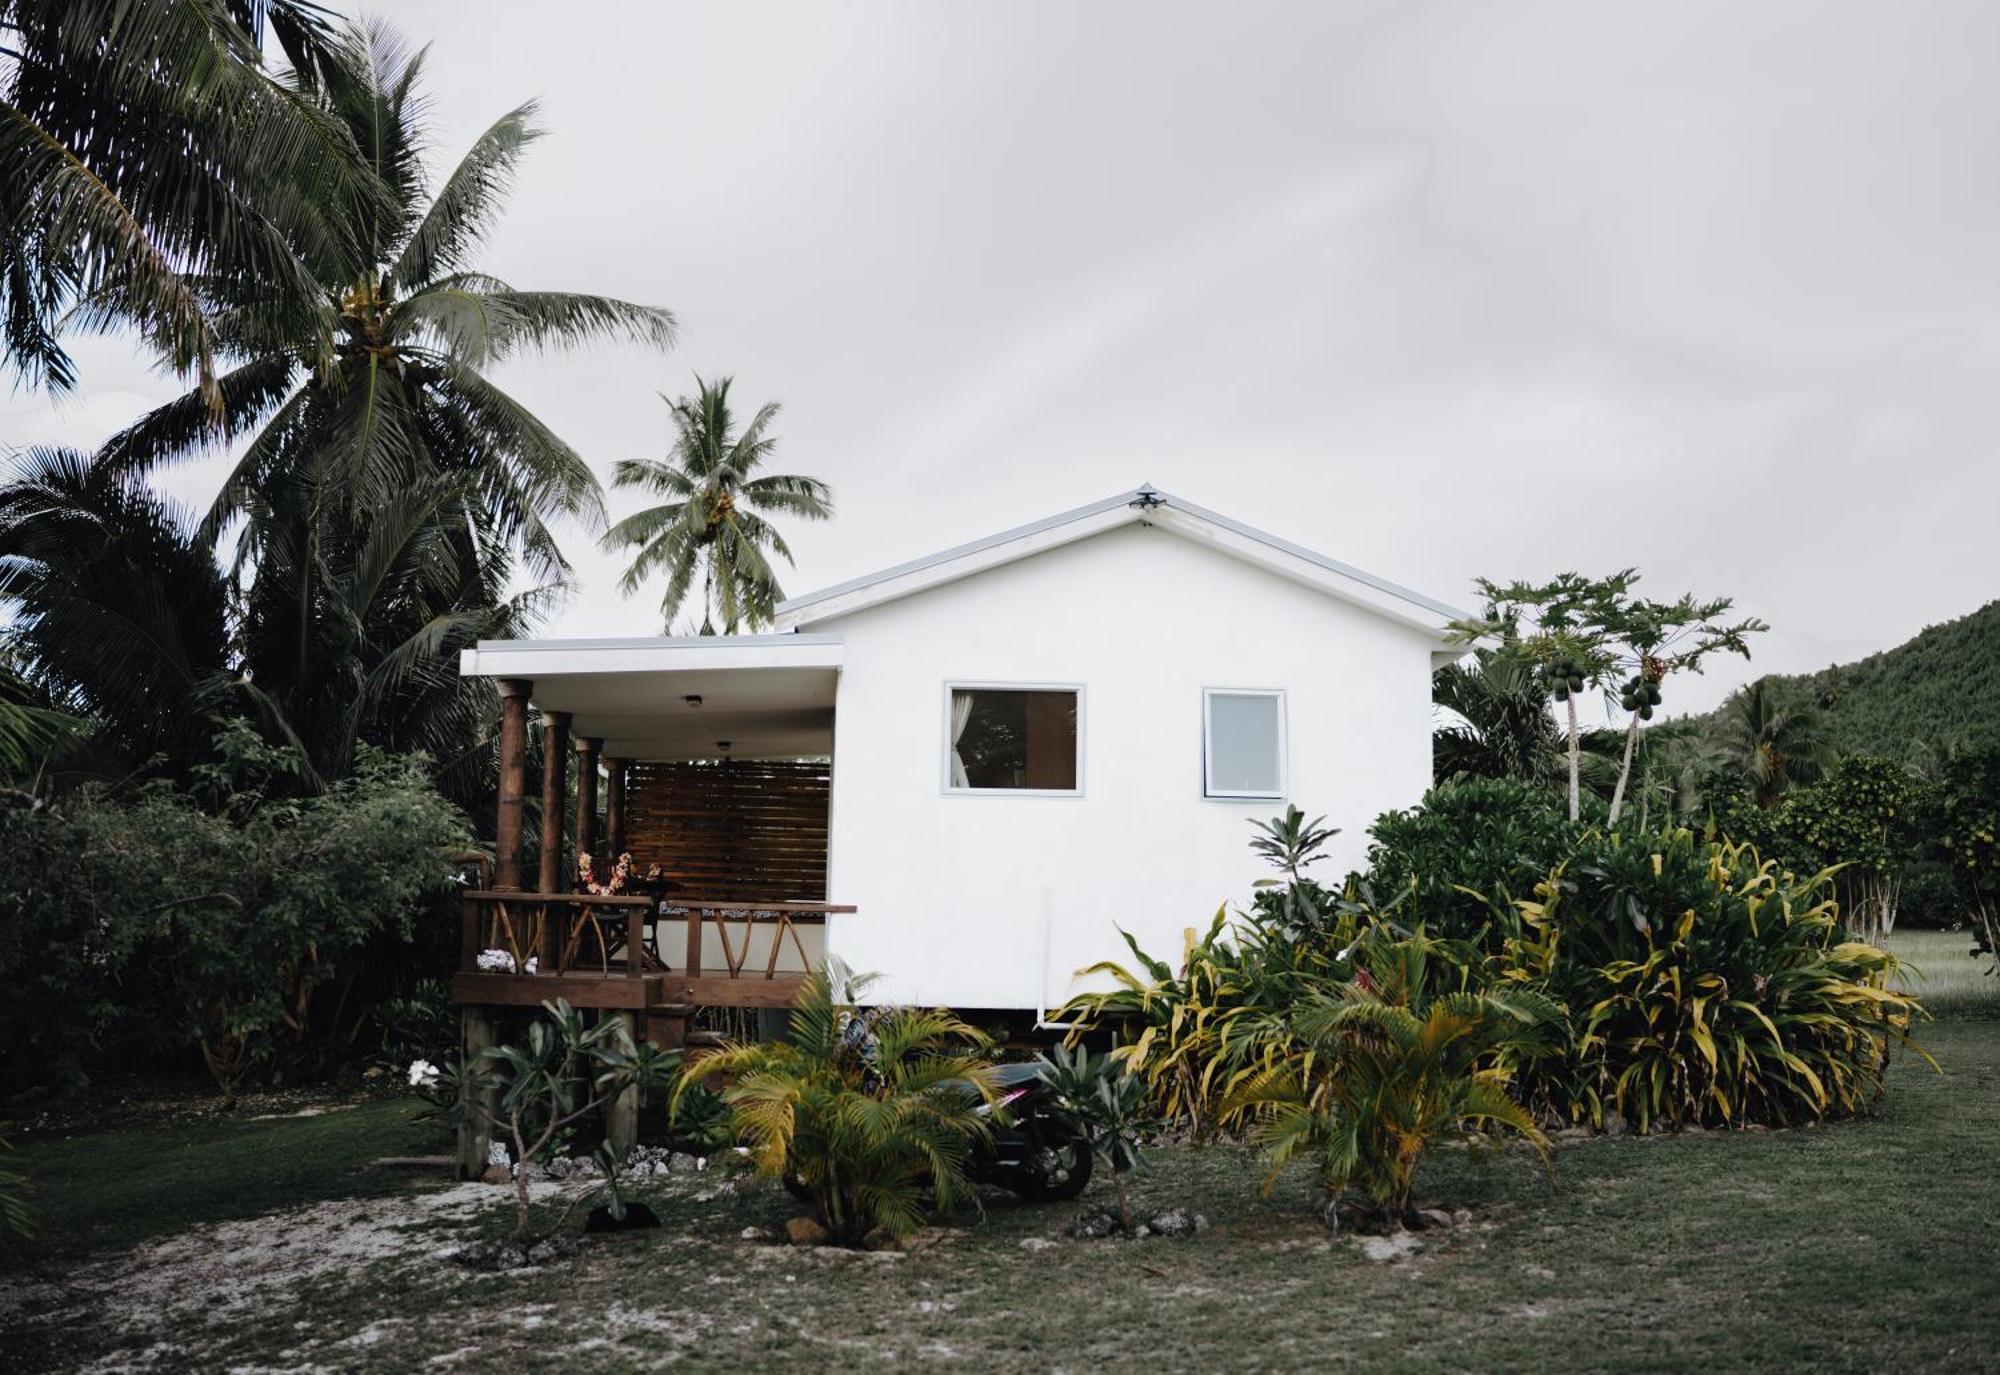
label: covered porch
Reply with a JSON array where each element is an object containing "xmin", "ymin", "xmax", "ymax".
[{"xmin": 451, "ymin": 633, "xmax": 850, "ymax": 1120}]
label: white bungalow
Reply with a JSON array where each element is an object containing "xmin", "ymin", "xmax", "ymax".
[{"xmin": 453, "ymin": 485, "xmax": 1467, "ymax": 1034}]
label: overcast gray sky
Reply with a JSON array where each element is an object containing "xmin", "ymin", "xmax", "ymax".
[{"xmin": 8, "ymin": 0, "xmax": 1997, "ymax": 716}]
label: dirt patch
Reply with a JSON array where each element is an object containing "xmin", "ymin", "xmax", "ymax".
[{"xmin": 0, "ymin": 1176, "xmax": 589, "ymax": 1371}]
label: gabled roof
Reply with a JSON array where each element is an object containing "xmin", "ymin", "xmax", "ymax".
[{"xmin": 772, "ymin": 485, "xmax": 1474, "ymax": 639}]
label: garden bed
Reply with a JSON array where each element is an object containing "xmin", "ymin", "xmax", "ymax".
[{"xmin": 3, "ymin": 1016, "xmax": 1995, "ymax": 1373}]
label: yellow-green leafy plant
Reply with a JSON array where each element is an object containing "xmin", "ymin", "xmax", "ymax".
[
  {"xmin": 680, "ymin": 962, "xmax": 999, "ymax": 1246},
  {"xmin": 1226, "ymin": 929, "xmax": 1557, "ymax": 1227},
  {"xmin": 1060, "ymin": 906, "xmax": 1350, "ymax": 1135},
  {"xmin": 1567, "ymin": 838, "xmax": 1929, "ymax": 1131}
]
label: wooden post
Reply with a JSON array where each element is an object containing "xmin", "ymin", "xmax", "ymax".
[
  {"xmin": 457, "ymin": 1007, "xmax": 500, "ymax": 1180},
  {"xmin": 604, "ymin": 755, "xmax": 627, "ymax": 858},
  {"xmin": 605, "ymin": 1011, "xmax": 639, "ymax": 1158},
  {"xmin": 538, "ymin": 711, "xmax": 571, "ymax": 894},
  {"xmin": 574, "ymin": 735, "xmax": 601, "ymax": 881},
  {"xmin": 494, "ymin": 679, "xmax": 532, "ymax": 891},
  {"xmin": 538, "ymin": 711, "xmax": 570, "ymax": 969}
]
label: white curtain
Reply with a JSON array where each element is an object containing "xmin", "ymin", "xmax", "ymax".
[{"xmin": 949, "ymin": 691, "xmax": 974, "ymax": 788}]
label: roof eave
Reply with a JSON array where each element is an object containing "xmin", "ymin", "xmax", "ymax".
[{"xmin": 771, "ymin": 485, "xmax": 1474, "ymax": 640}]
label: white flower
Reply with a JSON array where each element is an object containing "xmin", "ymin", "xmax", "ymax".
[
  {"xmin": 524, "ymin": 955, "xmax": 539, "ymax": 975},
  {"xmin": 476, "ymin": 948, "xmax": 516, "ymax": 972},
  {"xmin": 407, "ymin": 1059, "xmax": 440, "ymax": 1090}
]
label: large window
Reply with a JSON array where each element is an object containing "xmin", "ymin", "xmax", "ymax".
[
  {"xmin": 1204, "ymin": 689, "xmax": 1285, "ymax": 799},
  {"xmin": 946, "ymin": 685, "xmax": 1080, "ymax": 793}
]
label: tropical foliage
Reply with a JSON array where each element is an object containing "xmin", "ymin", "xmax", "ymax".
[
  {"xmin": 0, "ymin": 13, "xmax": 689, "ymax": 1106},
  {"xmin": 1508, "ymin": 830, "xmax": 1928, "ymax": 1130},
  {"xmin": 1063, "ymin": 792, "xmax": 1930, "ymax": 1227},
  {"xmin": 1226, "ymin": 930, "xmax": 1555, "ymax": 1221},
  {"xmin": 606, "ymin": 376, "xmax": 832, "ymax": 632},
  {"xmin": 680, "ymin": 964, "xmax": 998, "ymax": 1246},
  {"xmin": 463, "ymin": 999, "xmax": 679, "ymax": 1237},
  {"xmin": 1455, "ymin": 571, "xmax": 1633, "ymax": 821},
  {"xmin": 76, "ymin": 21, "xmax": 673, "ymax": 790},
  {"xmin": 1432, "ymin": 648, "xmax": 1570, "ymax": 790},
  {"xmin": 0, "ymin": 723, "xmax": 474, "ymax": 1102},
  {"xmin": 1032, "ymin": 1044, "xmax": 1160, "ymax": 1231},
  {"xmin": 1712, "ymin": 678, "xmax": 1836, "ymax": 807},
  {"xmin": 1929, "ymin": 749, "xmax": 2000, "ymax": 967},
  {"xmin": 0, "ymin": 0, "xmax": 361, "ymax": 398},
  {"xmin": 1734, "ymin": 599, "xmax": 2000, "ymax": 762}
]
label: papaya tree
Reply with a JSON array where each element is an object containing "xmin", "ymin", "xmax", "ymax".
[
  {"xmin": 1457, "ymin": 572, "xmax": 1632, "ymax": 822},
  {"xmin": 1598, "ymin": 590, "xmax": 1766, "ymax": 826}
]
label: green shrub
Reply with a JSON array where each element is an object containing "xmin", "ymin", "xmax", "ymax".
[
  {"xmin": 0, "ymin": 725, "xmax": 474, "ymax": 1102},
  {"xmin": 1363, "ymin": 778, "xmax": 1600, "ymax": 944},
  {"xmin": 1721, "ymin": 756, "xmax": 1930, "ymax": 940},
  {"xmin": 681, "ymin": 963, "xmax": 999, "ymax": 1246},
  {"xmin": 1488, "ymin": 829, "xmax": 1928, "ymax": 1130},
  {"xmin": 1929, "ymin": 748, "xmax": 2000, "ymax": 969}
]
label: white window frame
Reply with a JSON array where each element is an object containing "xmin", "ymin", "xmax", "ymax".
[
  {"xmin": 1202, "ymin": 687, "xmax": 1287, "ymax": 800},
  {"xmin": 941, "ymin": 681, "xmax": 1085, "ymax": 797}
]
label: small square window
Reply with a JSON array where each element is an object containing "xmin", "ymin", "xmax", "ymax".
[
  {"xmin": 947, "ymin": 686, "xmax": 1079, "ymax": 792},
  {"xmin": 1204, "ymin": 689, "xmax": 1285, "ymax": 798}
]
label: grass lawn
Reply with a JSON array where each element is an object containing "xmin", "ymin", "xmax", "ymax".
[
  {"xmin": 1887, "ymin": 927, "xmax": 1998, "ymax": 1012},
  {"xmin": 7, "ymin": 1091, "xmax": 440, "ymax": 1262},
  {"xmin": 4, "ymin": 1014, "xmax": 1997, "ymax": 1372}
]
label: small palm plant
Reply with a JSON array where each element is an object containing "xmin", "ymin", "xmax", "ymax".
[
  {"xmin": 1228, "ymin": 930, "xmax": 1556, "ymax": 1229},
  {"xmin": 679, "ymin": 962, "xmax": 999, "ymax": 1246},
  {"xmin": 605, "ymin": 376, "xmax": 833, "ymax": 633},
  {"xmin": 1034, "ymin": 1044, "xmax": 1161, "ymax": 1232}
]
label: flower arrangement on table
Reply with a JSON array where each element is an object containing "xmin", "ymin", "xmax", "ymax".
[{"xmin": 580, "ymin": 851, "xmax": 634, "ymax": 896}]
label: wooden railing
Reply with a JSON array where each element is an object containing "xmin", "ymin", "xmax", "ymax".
[
  {"xmin": 454, "ymin": 890, "xmax": 855, "ymax": 1011},
  {"xmin": 460, "ymin": 889, "xmax": 657, "ymax": 978}
]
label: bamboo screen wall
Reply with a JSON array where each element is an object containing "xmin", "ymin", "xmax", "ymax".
[{"xmin": 623, "ymin": 759, "xmax": 830, "ymax": 902}]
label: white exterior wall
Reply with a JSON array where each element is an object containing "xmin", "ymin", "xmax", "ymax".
[{"xmin": 816, "ymin": 522, "xmax": 1438, "ymax": 1011}]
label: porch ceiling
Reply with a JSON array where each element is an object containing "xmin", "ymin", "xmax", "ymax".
[{"xmin": 459, "ymin": 635, "xmax": 840, "ymax": 761}]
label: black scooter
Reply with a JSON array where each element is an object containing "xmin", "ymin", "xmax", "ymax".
[{"xmin": 973, "ymin": 1062, "xmax": 1093, "ymax": 1201}]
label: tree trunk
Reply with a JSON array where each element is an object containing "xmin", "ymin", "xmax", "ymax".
[
  {"xmin": 1566, "ymin": 695, "xmax": 1581, "ymax": 822},
  {"xmin": 1608, "ymin": 714, "xmax": 1642, "ymax": 827}
]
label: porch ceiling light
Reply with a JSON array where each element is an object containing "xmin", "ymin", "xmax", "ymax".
[
  {"xmin": 683, "ymin": 694, "xmax": 703, "ymax": 708},
  {"xmin": 716, "ymin": 740, "xmax": 732, "ymax": 752}
]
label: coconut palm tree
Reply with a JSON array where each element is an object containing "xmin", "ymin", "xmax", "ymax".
[
  {"xmin": 0, "ymin": 444, "xmax": 544, "ymax": 793},
  {"xmin": 605, "ymin": 376, "xmax": 833, "ymax": 633},
  {"xmin": 0, "ymin": 446, "xmax": 232, "ymax": 779},
  {"xmin": 1, "ymin": 0, "xmax": 368, "ymax": 403},
  {"xmin": 60, "ymin": 21, "xmax": 672, "ymax": 788},
  {"xmin": 1715, "ymin": 678, "xmax": 1836, "ymax": 806},
  {"xmin": 92, "ymin": 20, "xmax": 676, "ymax": 584}
]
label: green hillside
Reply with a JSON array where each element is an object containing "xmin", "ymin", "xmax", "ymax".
[{"xmin": 1751, "ymin": 599, "xmax": 2000, "ymax": 759}]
